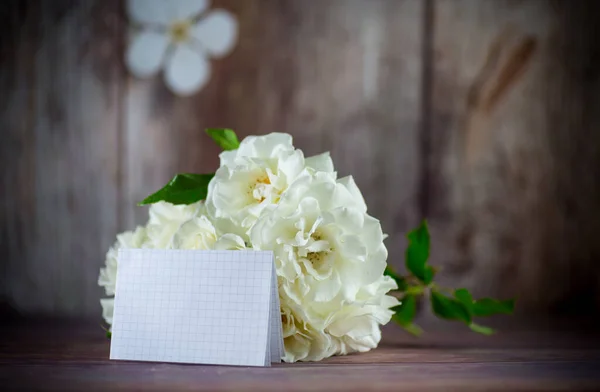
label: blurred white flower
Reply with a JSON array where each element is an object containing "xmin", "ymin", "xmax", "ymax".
[{"xmin": 126, "ymin": 0, "xmax": 238, "ymax": 95}]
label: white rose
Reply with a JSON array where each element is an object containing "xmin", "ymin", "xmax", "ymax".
[
  {"xmin": 99, "ymin": 202, "xmax": 246, "ymax": 327},
  {"xmin": 218, "ymin": 132, "xmax": 295, "ymax": 167},
  {"xmin": 98, "ymin": 226, "xmax": 148, "ymax": 297},
  {"xmin": 146, "ymin": 201, "xmax": 204, "ymax": 248},
  {"xmin": 279, "ymin": 291, "xmax": 336, "ymax": 362},
  {"xmin": 205, "ymin": 132, "xmax": 335, "ymax": 238},
  {"xmin": 98, "ymin": 225, "xmax": 148, "ymax": 325},
  {"xmin": 250, "ymin": 172, "xmax": 398, "ymax": 361},
  {"xmin": 173, "ymin": 214, "xmax": 247, "ymax": 250},
  {"xmin": 252, "ymin": 172, "xmax": 386, "ymax": 302},
  {"xmin": 100, "ymin": 298, "xmax": 115, "ymax": 325},
  {"xmin": 326, "ymin": 276, "xmax": 399, "ymax": 354}
]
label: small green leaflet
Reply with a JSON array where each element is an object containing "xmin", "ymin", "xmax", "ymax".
[
  {"xmin": 454, "ymin": 288, "xmax": 515, "ymax": 317},
  {"xmin": 469, "ymin": 323, "xmax": 495, "ymax": 335},
  {"xmin": 388, "ymin": 221, "xmax": 516, "ymax": 337},
  {"xmin": 138, "ymin": 173, "xmax": 215, "ymax": 206},
  {"xmin": 101, "ymin": 325, "xmax": 112, "ymax": 339},
  {"xmin": 454, "ymin": 288, "xmax": 474, "ymax": 311},
  {"xmin": 206, "ymin": 128, "xmax": 240, "ymax": 151},
  {"xmin": 454, "ymin": 288, "xmax": 495, "ymax": 335},
  {"xmin": 430, "ymin": 290, "xmax": 471, "ymax": 324},
  {"xmin": 472, "ymin": 298, "xmax": 515, "ymax": 317},
  {"xmin": 384, "ymin": 266, "xmax": 408, "ymax": 291},
  {"xmin": 405, "ymin": 220, "xmax": 435, "ymax": 284},
  {"xmin": 453, "ymin": 288, "xmax": 515, "ymax": 334},
  {"xmin": 391, "ymin": 294, "xmax": 422, "ymax": 336}
]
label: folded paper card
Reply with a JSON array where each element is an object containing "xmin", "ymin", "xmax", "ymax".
[{"xmin": 110, "ymin": 249, "xmax": 284, "ymax": 367}]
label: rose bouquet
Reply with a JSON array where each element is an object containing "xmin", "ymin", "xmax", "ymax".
[{"xmin": 99, "ymin": 129, "xmax": 514, "ymax": 362}]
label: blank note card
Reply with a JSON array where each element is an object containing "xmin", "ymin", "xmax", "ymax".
[{"xmin": 110, "ymin": 249, "xmax": 283, "ymax": 367}]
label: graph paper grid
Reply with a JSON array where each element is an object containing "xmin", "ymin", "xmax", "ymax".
[
  {"xmin": 269, "ymin": 263, "xmax": 284, "ymax": 362},
  {"xmin": 110, "ymin": 249, "xmax": 278, "ymax": 367}
]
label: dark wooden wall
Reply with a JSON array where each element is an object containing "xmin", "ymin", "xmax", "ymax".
[{"xmin": 1, "ymin": 0, "xmax": 600, "ymax": 318}]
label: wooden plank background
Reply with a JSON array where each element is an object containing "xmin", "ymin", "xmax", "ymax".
[{"xmin": 1, "ymin": 0, "xmax": 600, "ymax": 319}]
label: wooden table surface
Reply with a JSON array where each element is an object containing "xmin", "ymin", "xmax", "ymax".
[{"xmin": 1, "ymin": 318, "xmax": 599, "ymax": 391}]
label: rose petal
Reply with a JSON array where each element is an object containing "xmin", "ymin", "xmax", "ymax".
[
  {"xmin": 219, "ymin": 150, "xmax": 237, "ymax": 167},
  {"xmin": 337, "ymin": 175, "xmax": 367, "ymax": 212},
  {"xmin": 283, "ymin": 334, "xmax": 311, "ymax": 363},
  {"xmin": 191, "ymin": 10, "xmax": 238, "ymax": 57},
  {"xmin": 308, "ymin": 272, "xmax": 341, "ymax": 302},
  {"xmin": 214, "ymin": 233, "xmax": 246, "ymax": 250},
  {"xmin": 164, "ymin": 44, "xmax": 210, "ymax": 95},
  {"xmin": 98, "ymin": 267, "xmax": 115, "ymax": 296},
  {"xmin": 126, "ymin": 31, "xmax": 169, "ymax": 78},
  {"xmin": 237, "ymin": 133, "xmax": 294, "ymax": 159},
  {"xmin": 305, "ymin": 152, "xmax": 335, "ymax": 173},
  {"xmin": 100, "ymin": 298, "xmax": 115, "ymax": 325}
]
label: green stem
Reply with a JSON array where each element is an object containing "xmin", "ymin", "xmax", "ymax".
[{"xmin": 405, "ymin": 285, "xmax": 425, "ymax": 296}]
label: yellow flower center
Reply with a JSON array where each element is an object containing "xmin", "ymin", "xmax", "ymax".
[
  {"xmin": 248, "ymin": 174, "xmax": 273, "ymax": 203},
  {"xmin": 169, "ymin": 20, "xmax": 191, "ymax": 43},
  {"xmin": 306, "ymin": 251, "xmax": 324, "ymax": 266},
  {"xmin": 306, "ymin": 232, "xmax": 332, "ymax": 270},
  {"xmin": 258, "ymin": 175, "xmax": 271, "ymax": 186}
]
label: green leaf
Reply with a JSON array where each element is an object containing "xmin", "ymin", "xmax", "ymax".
[
  {"xmin": 454, "ymin": 288, "xmax": 515, "ymax": 317},
  {"xmin": 392, "ymin": 295, "xmax": 417, "ymax": 325},
  {"xmin": 384, "ymin": 266, "xmax": 408, "ymax": 291},
  {"xmin": 454, "ymin": 288, "xmax": 474, "ymax": 312},
  {"xmin": 401, "ymin": 323, "xmax": 424, "ymax": 336},
  {"xmin": 472, "ymin": 298, "xmax": 515, "ymax": 317},
  {"xmin": 469, "ymin": 323, "xmax": 495, "ymax": 335},
  {"xmin": 430, "ymin": 290, "xmax": 472, "ymax": 324},
  {"xmin": 206, "ymin": 128, "xmax": 240, "ymax": 151},
  {"xmin": 405, "ymin": 220, "xmax": 434, "ymax": 284},
  {"xmin": 392, "ymin": 295, "xmax": 422, "ymax": 336},
  {"xmin": 138, "ymin": 173, "xmax": 215, "ymax": 206},
  {"xmin": 454, "ymin": 288, "xmax": 473, "ymax": 304},
  {"xmin": 101, "ymin": 324, "xmax": 112, "ymax": 339}
]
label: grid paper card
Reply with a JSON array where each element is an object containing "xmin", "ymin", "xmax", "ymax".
[{"xmin": 110, "ymin": 249, "xmax": 283, "ymax": 367}]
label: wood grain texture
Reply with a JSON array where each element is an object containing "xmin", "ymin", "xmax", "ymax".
[
  {"xmin": 0, "ymin": 0, "xmax": 124, "ymax": 316},
  {"xmin": 426, "ymin": 0, "xmax": 600, "ymax": 312},
  {"xmin": 1, "ymin": 320, "xmax": 599, "ymax": 391},
  {"xmin": 123, "ymin": 0, "xmax": 424, "ymax": 273},
  {"xmin": 2, "ymin": 0, "xmax": 600, "ymax": 318}
]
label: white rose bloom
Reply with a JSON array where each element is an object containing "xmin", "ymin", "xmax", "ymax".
[
  {"xmin": 279, "ymin": 291, "xmax": 336, "ymax": 362},
  {"xmin": 250, "ymin": 172, "xmax": 399, "ymax": 361},
  {"xmin": 98, "ymin": 226, "xmax": 148, "ymax": 297},
  {"xmin": 145, "ymin": 201, "xmax": 205, "ymax": 248},
  {"xmin": 213, "ymin": 233, "xmax": 247, "ymax": 250},
  {"xmin": 98, "ymin": 225, "xmax": 148, "ymax": 325},
  {"xmin": 173, "ymin": 214, "xmax": 247, "ymax": 250},
  {"xmin": 99, "ymin": 201, "xmax": 246, "ymax": 327},
  {"xmin": 100, "ymin": 298, "xmax": 115, "ymax": 325},
  {"xmin": 325, "ymin": 276, "xmax": 399, "ymax": 354},
  {"xmin": 206, "ymin": 133, "xmax": 335, "ymax": 238}
]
